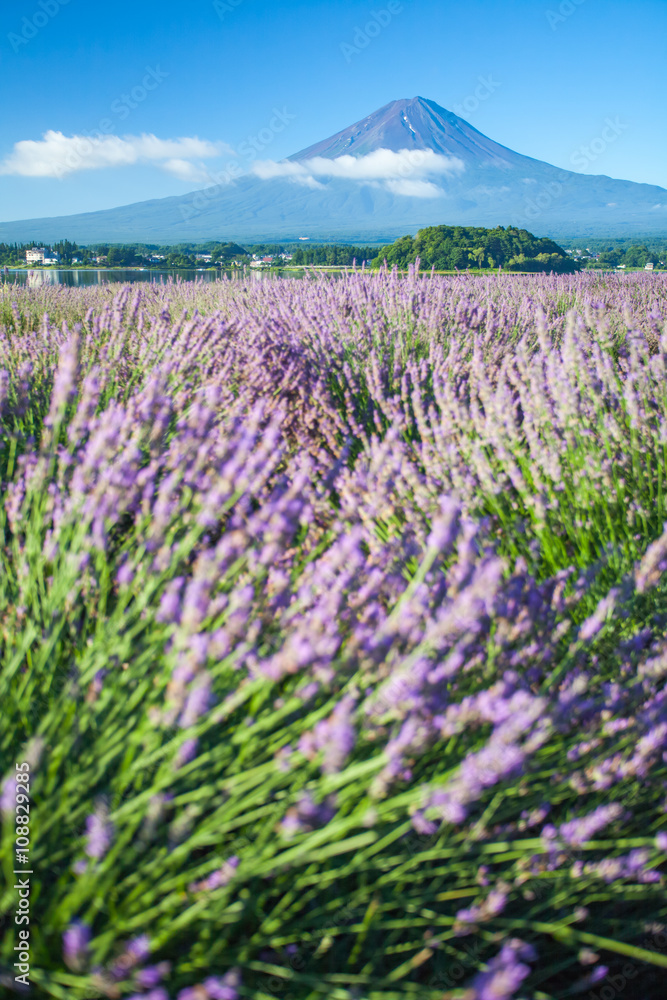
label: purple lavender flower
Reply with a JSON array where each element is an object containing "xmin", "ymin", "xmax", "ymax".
[
  {"xmin": 116, "ymin": 560, "xmax": 134, "ymax": 587},
  {"xmin": 63, "ymin": 921, "xmax": 91, "ymax": 971},
  {"xmin": 178, "ymin": 673, "xmax": 213, "ymax": 728},
  {"xmin": 156, "ymin": 576, "xmax": 185, "ymax": 623},
  {"xmin": 203, "ymin": 969, "xmax": 241, "ymax": 1000},
  {"xmin": 589, "ymin": 965, "xmax": 609, "ymax": 983},
  {"xmin": 135, "ymin": 963, "xmax": 171, "ymax": 988},
  {"xmin": 300, "ymin": 694, "xmax": 357, "ymax": 774},
  {"xmin": 636, "ymin": 524, "xmax": 667, "ymax": 592},
  {"xmin": 189, "ymin": 856, "xmax": 239, "ymax": 893},
  {"xmin": 176, "ymin": 980, "xmax": 240, "ymax": 1000},
  {"xmin": 468, "ymin": 939, "xmax": 535, "ymax": 999},
  {"xmin": 559, "ymin": 803, "xmax": 624, "ymax": 846},
  {"xmin": 85, "ymin": 805, "xmax": 113, "ymax": 860},
  {"xmin": 44, "ymin": 333, "xmax": 80, "ymax": 431},
  {"xmin": 578, "ymin": 589, "xmax": 619, "ymax": 641},
  {"xmin": 280, "ymin": 793, "xmax": 336, "ymax": 838},
  {"xmin": 175, "ymin": 738, "xmax": 199, "ymax": 768},
  {"xmin": 456, "ymin": 887, "xmax": 508, "ymax": 930},
  {"xmin": 426, "ymin": 496, "xmax": 461, "ymax": 553},
  {"xmin": 109, "ymin": 933, "xmax": 152, "ymax": 979},
  {"xmin": 0, "ymin": 777, "xmax": 17, "ymax": 815},
  {"xmin": 124, "ymin": 934, "xmax": 151, "ymax": 964}
]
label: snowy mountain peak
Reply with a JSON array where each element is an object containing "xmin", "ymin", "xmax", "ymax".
[{"xmin": 289, "ymin": 97, "xmax": 519, "ymax": 167}]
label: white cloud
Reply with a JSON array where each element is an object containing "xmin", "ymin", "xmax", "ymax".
[
  {"xmin": 384, "ymin": 179, "xmax": 444, "ymax": 198},
  {"xmin": 252, "ymin": 159, "xmax": 324, "ymax": 189},
  {"xmin": 253, "ymin": 160, "xmax": 306, "ymax": 181},
  {"xmin": 161, "ymin": 159, "xmax": 213, "ymax": 183},
  {"xmin": 0, "ymin": 131, "xmax": 230, "ymax": 179},
  {"xmin": 296, "ymin": 175, "xmax": 326, "ymax": 190},
  {"xmin": 251, "ymin": 147, "xmax": 464, "ymax": 196}
]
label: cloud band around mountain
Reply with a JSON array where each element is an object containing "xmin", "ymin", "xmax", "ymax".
[
  {"xmin": 0, "ymin": 131, "xmax": 231, "ymax": 179},
  {"xmin": 251, "ymin": 148, "xmax": 465, "ymax": 197}
]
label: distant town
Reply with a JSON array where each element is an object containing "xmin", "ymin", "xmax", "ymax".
[
  {"xmin": 21, "ymin": 243, "xmax": 295, "ymax": 269},
  {"xmin": 565, "ymin": 246, "xmax": 664, "ymax": 270},
  {"xmin": 1, "ymin": 240, "xmax": 380, "ymax": 270},
  {"xmin": 1, "ymin": 233, "xmax": 666, "ymax": 273}
]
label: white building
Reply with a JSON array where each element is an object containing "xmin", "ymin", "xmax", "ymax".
[
  {"xmin": 645, "ymin": 262, "xmax": 654, "ymax": 271},
  {"xmin": 25, "ymin": 248, "xmax": 60, "ymax": 265},
  {"xmin": 195, "ymin": 253, "xmax": 212, "ymax": 262}
]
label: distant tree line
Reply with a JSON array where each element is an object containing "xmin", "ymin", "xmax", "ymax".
[
  {"xmin": 7, "ymin": 232, "xmax": 663, "ymax": 273},
  {"xmin": 371, "ymin": 225, "xmax": 579, "ymax": 272},
  {"xmin": 0, "ymin": 241, "xmax": 251, "ymax": 268},
  {"xmin": 0, "ymin": 243, "xmax": 41, "ymax": 266},
  {"xmin": 0, "ymin": 239, "xmax": 382, "ymax": 269},
  {"xmin": 289, "ymin": 245, "xmax": 379, "ymax": 266},
  {"xmin": 563, "ymin": 235, "xmax": 667, "ymax": 260},
  {"xmin": 581, "ymin": 245, "xmax": 665, "ymax": 269}
]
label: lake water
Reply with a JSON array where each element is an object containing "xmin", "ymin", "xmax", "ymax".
[{"xmin": 1, "ymin": 268, "xmax": 255, "ymax": 287}]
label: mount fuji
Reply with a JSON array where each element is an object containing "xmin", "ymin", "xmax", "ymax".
[{"xmin": 2, "ymin": 96, "xmax": 666, "ymax": 243}]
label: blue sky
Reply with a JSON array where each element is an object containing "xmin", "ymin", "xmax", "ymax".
[{"xmin": 0, "ymin": 0, "xmax": 665, "ymax": 222}]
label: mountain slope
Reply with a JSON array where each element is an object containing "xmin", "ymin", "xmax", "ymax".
[
  {"xmin": 1, "ymin": 97, "xmax": 666, "ymax": 243},
  {"xmin": 290, "ymin": 97, "xmax": 524, "ymax": 167}
]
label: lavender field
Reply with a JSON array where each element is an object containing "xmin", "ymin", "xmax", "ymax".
[{"xmin": 2, "ymin": 269, "xmax": 667, "ymax": 1000}]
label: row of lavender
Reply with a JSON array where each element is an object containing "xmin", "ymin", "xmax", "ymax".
[{"xmin": 1, "ymin": 270, "xmax": 667, "ymax": 999}]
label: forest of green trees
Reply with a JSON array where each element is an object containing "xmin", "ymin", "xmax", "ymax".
[
  {"xmin": 579, "ymin": 245, "xmax": 665, "ymax": 269},
  {"xmin": 0, "ymin": 241, "xmax": 250, "ymax": 268},
  {"xmin": 371, "ymin": 226, "xmax": 579, "ymax": 272},
  {"xmin": 288, "ymin": 245, "xmax": 379, "ymax": 265},
  {"xmin": 0, "ymin": 240, "xmax": 378, "ymax": 269},
  {"xmin": 2, "ymin": 232, "xmax": 665, "ymax": 272}
]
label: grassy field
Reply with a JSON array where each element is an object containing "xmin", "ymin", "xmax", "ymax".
[{"xmin": 1, "ymin": 269, "xmax": 667, "ymax": 1000}]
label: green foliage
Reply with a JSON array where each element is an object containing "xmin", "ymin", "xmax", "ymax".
[
  {"xmin": 567, "ymin": 241, "xmax": 666, "ymax": 270},
  {"xmin": 505, "ymin": 252, "xmax": 578, "ymax": 273},
  {"xmin": 107, "ymin": 247, "xmax": 138, "ymax": 267},
  {"xmin": 290, "ymin": 245, "xmax": 379, "ymax": 266},
  {"xmin": 372, "ymin": 225, "xmax": 578, "ymax": 272},
  {"xmin": 1, "ymin": 273, "xmax": 667, "ymax": 999}
]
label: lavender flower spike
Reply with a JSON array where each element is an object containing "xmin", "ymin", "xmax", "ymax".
[
  {"xmin": 469, "ymin": 939, "xmax": 536, "ymax": 999},
  {"xmin": 85, "ymin": 804, "xmax": 114, "ymax": 860},
  {"xmin": 578, "ymin": 589, "xmax": 620, "ymax": 642},
  {"xmin": 63, "ymin": 920, "xmax": 91, "ymax": 971}
]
